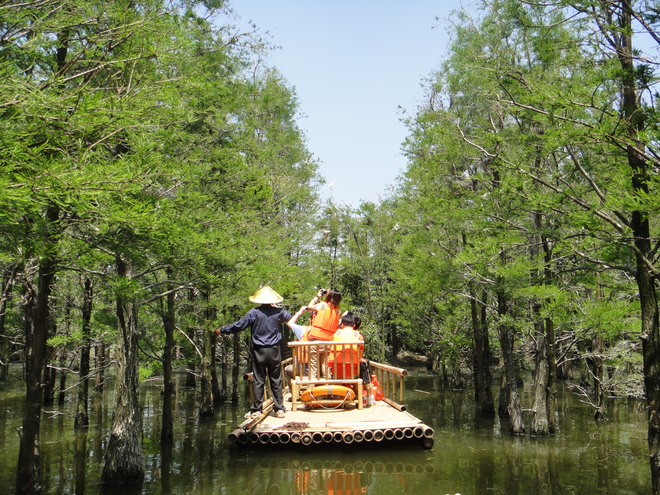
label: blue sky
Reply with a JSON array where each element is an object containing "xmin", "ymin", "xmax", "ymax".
[{"xmin": 230, "ymin": 1, "xmax": 470, "ymax": 207}]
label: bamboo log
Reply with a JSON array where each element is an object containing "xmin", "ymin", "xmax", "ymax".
[
  {"xmin": 301, "ymin": 433, "xmax": 313, "ymax": 445},
  {"xmin": 394, "ymin": 428, "xmax": 405, "ymax": 440},
  {"xmin": 369, "ymin": 361, "xmax": 407, "ymax": 376},
  {"xmin": 258, "ymin": 432, "xmax": 270, "ymax": 444},
  {"xmin": 384, "ymin": 428, "xmax": 395, "ymax": 440},
  {"xmin": 382, "ymin": 397, "xmax": 406, "ymax": 411},
  {"xmin": 372, "ymin": 430, "xmax": 384, "ymax": 442},
  {"xmin": 324, "ymin": 421, "xmax": 420, "ymax": 429},
  {"xmin": 343, "ymin": 431, "xmax": 354, "ymax": 444},
  {"xmin": 239, "ymin": 398, "xmax": 274, "ymax": 430}
]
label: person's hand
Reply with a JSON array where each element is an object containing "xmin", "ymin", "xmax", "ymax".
[{"xmin": 213, "ymin": 328, "xmax": 221, "ymax": 337}]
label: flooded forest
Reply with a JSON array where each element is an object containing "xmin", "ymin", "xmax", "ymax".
[{"xmin": 1, "ymin": 0, "xmax": 659, "ymax": 494}]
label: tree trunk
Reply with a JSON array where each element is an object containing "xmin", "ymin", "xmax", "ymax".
[
  {"xmin": 211, "ymin": 333, "xmax": 222, "ymax": 405},
  {"xmin": 220, "ymin": 335, "xmax": 228, "ymax": 402},
  {"xmin": 16, "ymin": 207, "xmax": 58, "ymax": 495},
  {"xmin": 199, "ymin": 327, "xmax": 214, "ymax": 418},
  {"xmin": 101, "ymin": 256, "xmax": 144, "ymax": 486},
  {"xmin": 0, "ymin": 265, "xmax": 17, "ymax": 382},
  {"xmin": 206, "ymin": 301, "xmax": 221, "ymax": 406},
  {"xmin": 57, "ymin": 345, "xmax": 66, "ymax": 405},
  {"xmin": 497, "ymin": 286, "xmax": 525, "ymax": 435},
  {"xmin": 609, "ymin": 2, "xmax": 660, "ymax": 491},
  {"xmin": 545, "ymin": 316, "xmax": 557, "ymax": 434},
  {"xmin": 161, "ymin": 272, "xmax": 175, "ymax": 443},
  {"xmin": 531, "ymin": 325, "xmax": 550, "ymax": 436},
  {"xmin": 232, "ymin": 333, "xmax": 240, "ymax": 403},
  {"xmin": 75, "ymin": 277, "xmax": 93, "ymax": 428},
  {"xmin": 470, "ymin": 280, "xmax": 494, "ymax": 414},
  {"xmin": 94, "ymin": 342, "xmax": 106, "ymax": 392},
  {"xmin": 42, "ymin": 338, "xmax": 56, "ymax": 406},
  {"xmin": 185, "ymin": 364, "xmax": 196, "ymax": 388}
]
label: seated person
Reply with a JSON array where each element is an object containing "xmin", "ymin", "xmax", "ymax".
[{"xmin": 328, "ymin": 311, "xmax": 364, "ymax": 379}]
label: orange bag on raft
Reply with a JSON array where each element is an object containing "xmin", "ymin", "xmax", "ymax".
[{"xmin": 371, "ymin": 375, "xmax": 384, "ymax": 401}]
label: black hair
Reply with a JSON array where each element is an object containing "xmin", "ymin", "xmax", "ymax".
[{"xmin": 340, "ymin": 311, "xmax": 361, "ymax": 330}]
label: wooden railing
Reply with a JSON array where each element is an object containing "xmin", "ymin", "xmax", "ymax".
[
  {"xmin": 369, "ymin": 361, "xmax": 407, "ymax": 411},
  {"xmin": 244, "ymin": 348, "xmax": 409, "ymax": 412},
  {"xmin": 289, "ymin": 341, "xmax": 364, "ymax": 411}
]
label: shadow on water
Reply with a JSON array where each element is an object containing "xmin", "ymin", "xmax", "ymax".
[{"xmin": 0, "ymin": 366, "xmax": 650, "ymax": 494}]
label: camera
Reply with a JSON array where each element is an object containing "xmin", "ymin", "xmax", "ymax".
[{"xmin": 318, "ymin": 288, "xmax": 328, "ymax": 296}]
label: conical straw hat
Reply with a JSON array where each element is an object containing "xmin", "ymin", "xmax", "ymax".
[{"xmin": 249, "ymin": 286, "xmax": 284, "ymax": 304}]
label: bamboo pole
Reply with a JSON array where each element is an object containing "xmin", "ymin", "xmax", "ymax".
[{"xmin": 382, "ymin": 396, "xmax": 406, "ymax": 411}]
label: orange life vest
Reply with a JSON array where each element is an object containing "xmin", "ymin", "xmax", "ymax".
[
  {"xmin": 307, "ymin": 302, "xmax": 340, "ymax": 341},
  {"xmin": 329, "ymin": 327, "xmax": 364, "ymax": 378}
]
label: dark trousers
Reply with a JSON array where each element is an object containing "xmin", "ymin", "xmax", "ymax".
[{"xmin": 251, "ymin": 345, "xmax": 284, "ymax": 413}]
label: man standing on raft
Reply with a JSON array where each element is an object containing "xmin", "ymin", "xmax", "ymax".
[{"xmin": 216, "ymin": 286, "xmax": 291, "ymax": 419}]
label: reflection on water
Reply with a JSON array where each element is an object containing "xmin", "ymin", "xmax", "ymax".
[{"xmin": 0, "ymin": 367, "xmax": 650, "ymax": 494}]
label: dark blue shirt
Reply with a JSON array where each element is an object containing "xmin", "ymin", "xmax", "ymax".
[{"xmin": 221, "ymin": 305, "xmax": 292, "ymax": 347}]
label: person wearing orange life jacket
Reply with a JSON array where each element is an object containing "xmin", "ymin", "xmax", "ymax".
[
  {"xmin": 304, "ymin": 288, "xmax": 342, "ymax": 380},
  {"xmin": 328, "ymin": 311, "xmax": 364, "ymax": 379},
  {"xmin": 307, "ymin": 288, "xmax": 342, "ymax": 340}
]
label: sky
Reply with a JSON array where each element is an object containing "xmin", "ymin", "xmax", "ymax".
[{"xmin": 230, "ymin": 1, "xmax": 471, "ymax": 207}]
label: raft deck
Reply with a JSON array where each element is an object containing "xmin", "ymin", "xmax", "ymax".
[
  {"xmin": 228, "ymin": 396, "xmax": 434, "ymax": 449},
  {"xmin": 228, "ymin": 353, "xmax": 434, "ymax": 449}
]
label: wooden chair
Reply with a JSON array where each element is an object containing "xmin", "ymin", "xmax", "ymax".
[{"xmin": 288, "ymin": 341, "xmax": 363, "ymax": 411}]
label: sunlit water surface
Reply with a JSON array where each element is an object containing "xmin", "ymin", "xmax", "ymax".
[{"xmin": 0, "ymin": 367, "xmax": 649, "ymax": 494}]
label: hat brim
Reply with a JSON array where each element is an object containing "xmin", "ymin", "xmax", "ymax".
[
  {"xmin": 249, "ymin": 286, "xmax": 284, "ymax": 304},
  {"xmin": 249, "ymin": 295, "xmax": 283, "ymax": 304}
]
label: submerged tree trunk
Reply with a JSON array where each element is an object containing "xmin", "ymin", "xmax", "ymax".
[
  {"xmin": 605, "ymin": 2, "xmax": 660, "ymax": 491},
  {"xmin": 102, "ymin": 256, "xmax": 144, "ymax": 486},
  {"xmin": 497, "ymin": 285, "xmax": 525, "ymax": 435},
  {"xmin": 587, "ymin": 334, "xmax": 606, "ymax": 422},
  {"xmin": 161, "ymin": 272, "xmax": 175, "ymax": 443},
  {"xmin": 211, "ymin": 332, "xmax": 222, "ymax": 405},
  {"xmin": 531, "ymin": 324, "xmax": 550, "ymax": 436},
  {"xmin": 42, "ymin": 333, "xmax": 56, "ymax": 406},
  {"xmin": 470, "ymin": 282, "xmax": 494, "ymax": 414},
  {"xmin": 16, "ymin": 207, "xmax": 59, "ymax": 495},
  {"xmin": 206, "ymin": 299, "xmax": 221, "ymax": 406},
  {"xmin": 75, "ymin": 278, "xmax": 93, "ymax": 428},
  {"xmin": 545, "ymin": 316, "xmax": 557, "ymax": 434},
  {"xmin": 0, "ymin": 265, "xmax": 17, "ymax": 382},
  {"xmin": 465, "ymin": 228, "xmax": 494, "ymax": 414},
  {"xmin": 94, "ymin": 342, "xmax": 106, "ymax": 392},
  {"xmin": 199, "ymin": 291, "xmax": 214, "ymax": 418},
  {"xmin": 232, "ymin": 333, "xmax": 241, "ymax": 403},
  {"xmin": 199, "ymin": 327, "xmax": 214, "ymax": 418},
  {"xmin": 219, "ymin": 334, "xmax": 228, "ymax": 402}
]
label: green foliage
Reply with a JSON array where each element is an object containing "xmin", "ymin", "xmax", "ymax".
[{"xmin": 0, "ymin": 0, "xmax": 322, "ymax": 397}]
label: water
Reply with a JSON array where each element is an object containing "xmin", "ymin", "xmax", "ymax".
[{"xmin": 0, "ymin": 367, "xmax": 649, "ymax": 494}]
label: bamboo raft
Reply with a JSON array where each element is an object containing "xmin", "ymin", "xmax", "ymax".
[{"xmin": 228, "ymin": 344, "xmax": 434, "ymax": 450}]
